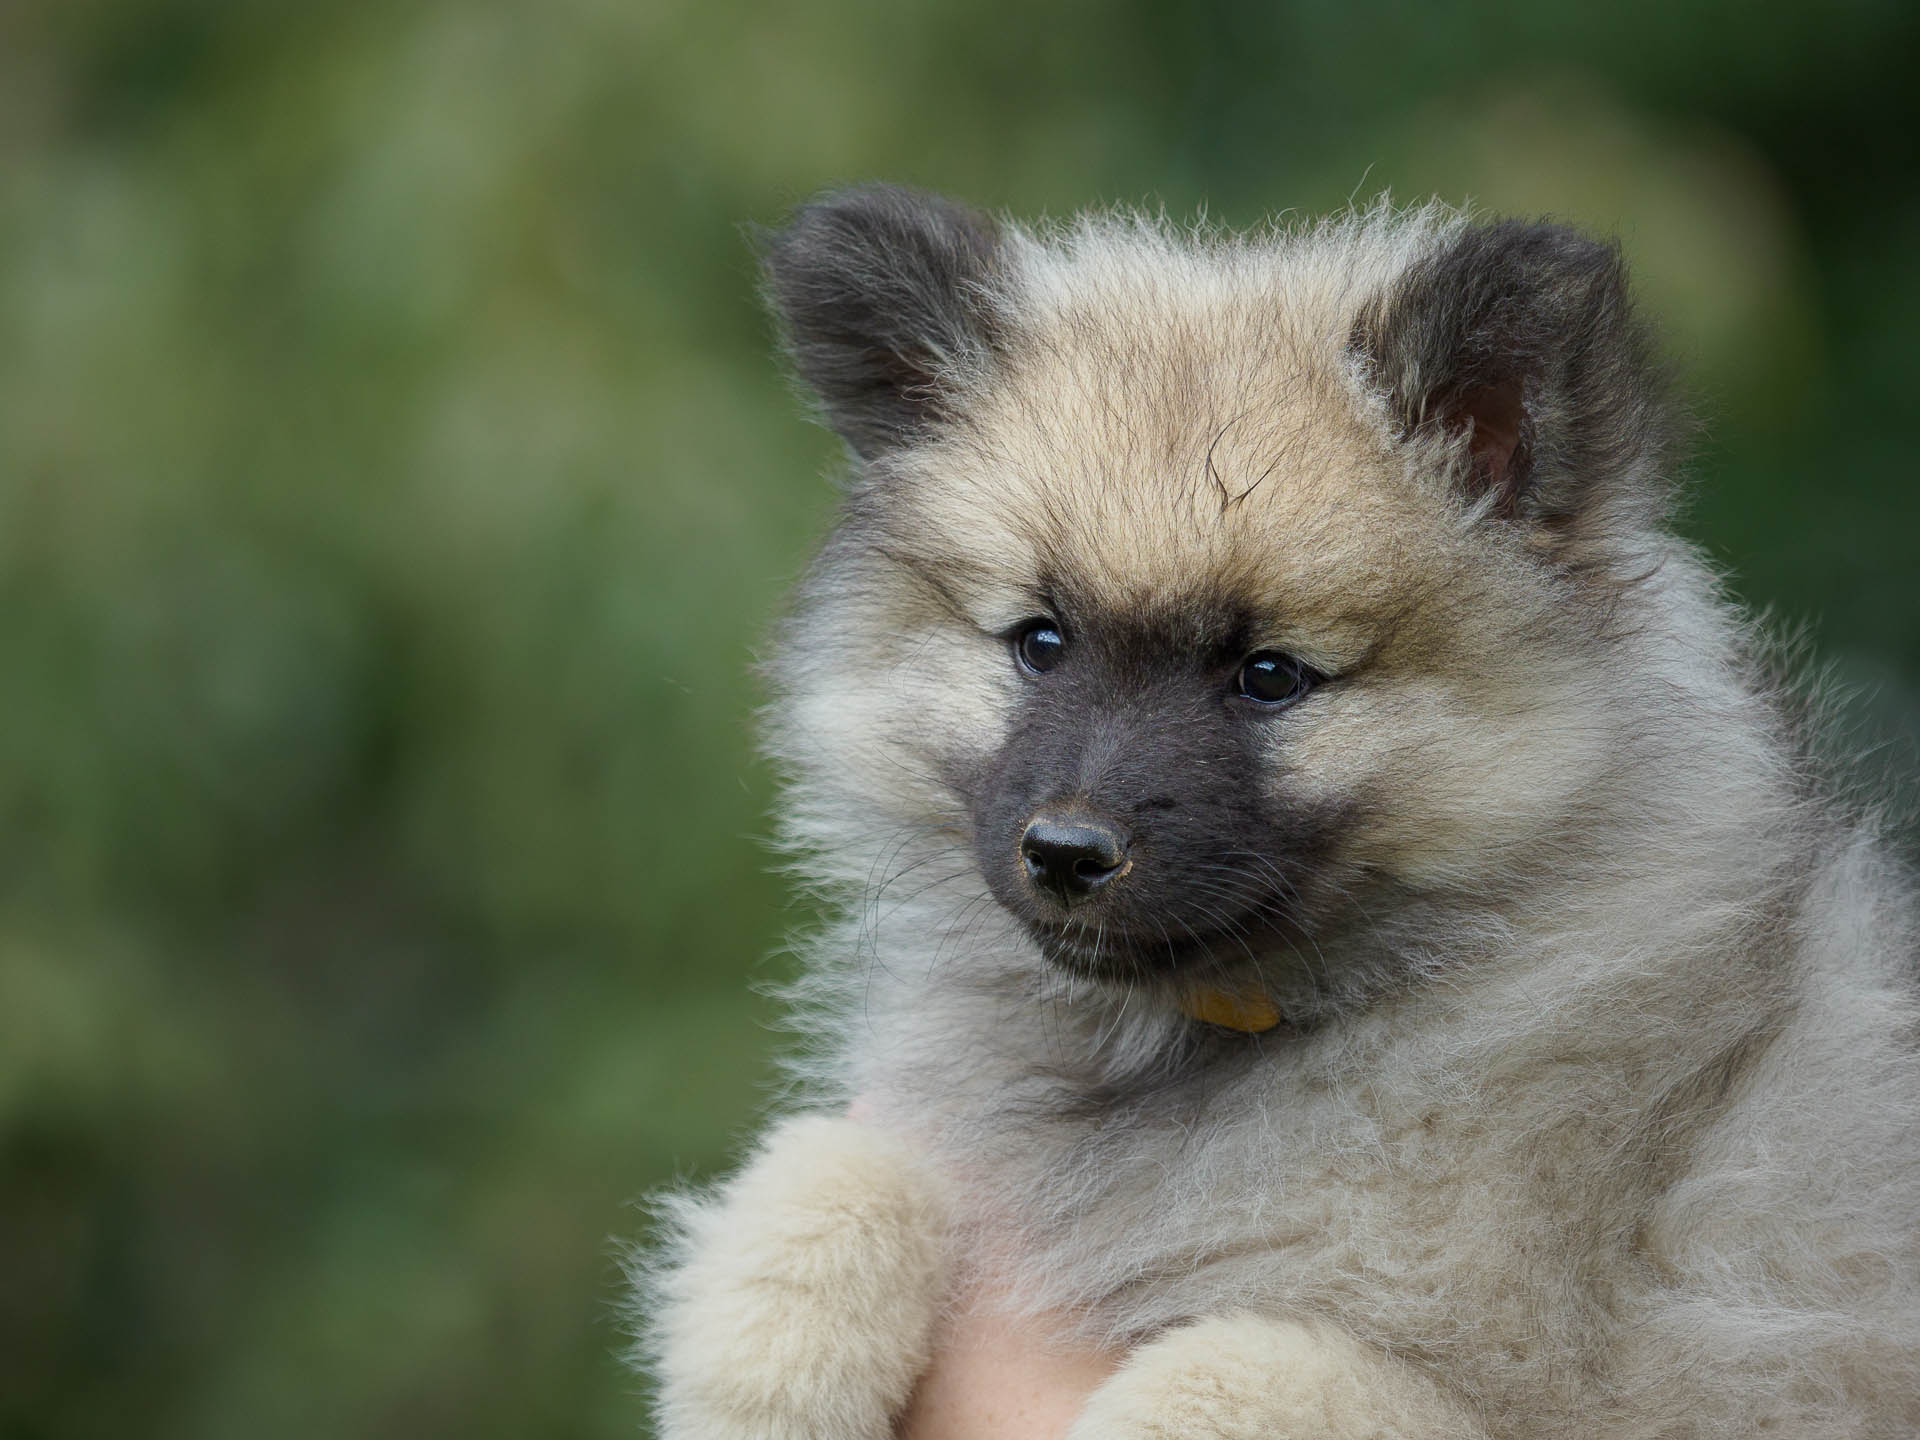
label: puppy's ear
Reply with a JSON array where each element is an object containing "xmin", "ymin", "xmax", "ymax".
[
  {"xmin": 761, "ymin": 186, "xmax": 1005, "ymax": 461},
  {"xmin": 1351, "ymin": 220, "xmax": 1675, "ymax": 527}
]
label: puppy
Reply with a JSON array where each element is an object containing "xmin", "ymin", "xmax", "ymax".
[{"xmin": 638, "ymin": 188, "xmax": 1920, "ymax": 1438}]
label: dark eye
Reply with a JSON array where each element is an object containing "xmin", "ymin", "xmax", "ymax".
[
  {"xmin": 1013, "ymin": 619, "xmax": 1066, "ymax": 675},
  {"xmin": 1235, "ymin": 651, "xmax": 1318, "ymax": 707}
]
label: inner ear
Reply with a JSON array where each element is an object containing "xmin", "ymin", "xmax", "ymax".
[{"xmin": 1444, "ymin": 375, "xmax": 1528, "ymax": 511}]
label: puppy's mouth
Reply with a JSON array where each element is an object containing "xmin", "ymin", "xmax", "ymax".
[{"xmin": 1027, "ymin": 905, "xmax": 1294, "ymax": 983}]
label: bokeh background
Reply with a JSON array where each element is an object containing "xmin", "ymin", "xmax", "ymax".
[{"xmin": 2, "ymin": 1, "xmax": 1916, "ymax": 1435}]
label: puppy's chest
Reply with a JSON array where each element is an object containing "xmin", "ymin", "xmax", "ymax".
[{"xmin": 914, "ymin": 1056, "xmax": 1631, "ymax": 1361}]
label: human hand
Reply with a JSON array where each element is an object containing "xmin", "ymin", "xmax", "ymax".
[{"xmin": 896, "ymin": 1290, "xmax": 1119, "ymax": 1440}]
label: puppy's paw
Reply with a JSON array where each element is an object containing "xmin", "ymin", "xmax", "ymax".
[
  {"xmin": 1065, "ymin": 1315, "xmax": 1486, "ymax": 1440},
  {"xmin": 646, "ymin": 1113, "xmax": 950, "ymax": 1440}
]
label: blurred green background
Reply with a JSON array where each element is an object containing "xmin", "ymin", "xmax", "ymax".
[{"xmin": 1, "ymin": 1, "xmax": 1915, "ymax": 1434}]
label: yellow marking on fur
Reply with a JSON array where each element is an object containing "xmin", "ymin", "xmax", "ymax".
[{"xmin": 1181, "ymin": 987, "xmax": 1283, "ymax": 1033}]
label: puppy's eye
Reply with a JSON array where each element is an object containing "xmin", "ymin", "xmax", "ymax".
[
  {"xmin": 1013, "ymin": 619, "xmax": 1066, "ymax": 675},
  {"xmin": 1235, "ymin": 651, "xmax": 1319, "ymax": 707}
]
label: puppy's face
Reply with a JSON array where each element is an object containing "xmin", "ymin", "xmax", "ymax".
[{"xmin": 764, "ymin": 191, "xmax": 1669, "ymax": 1001}]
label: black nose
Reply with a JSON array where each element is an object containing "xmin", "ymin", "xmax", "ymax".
[{"xmin": 1020, "ymin": 816, "xmax": 1130, "ymax": 902}]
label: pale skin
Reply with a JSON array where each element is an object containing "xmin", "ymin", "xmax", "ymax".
[
  {"xmin": 857, "ymin": 1084, "xmax": 1118, "ymax": 1440},
  {"xmin": 897, "ymin": 1295, "xmax": 1119, "ymax": 1440}
]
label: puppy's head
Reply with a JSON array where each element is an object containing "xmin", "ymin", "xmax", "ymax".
[{"xmin": 761, "ymin": 187, "xmax": 1679, "ymax": 1010}]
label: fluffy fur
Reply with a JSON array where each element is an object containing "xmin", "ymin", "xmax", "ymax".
[
  {"xmin": 638, "ymin": 189, "xmax": 1920, "ymax": 1437},
  {"xmin": 644, "ymin": 1116, "xmax": 951, "ymax": 1437}
]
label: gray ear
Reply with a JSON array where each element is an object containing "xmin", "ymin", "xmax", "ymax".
[
  {"xmin": 1351, "ymin": 220, "xmax": 1675, "ymax": 525},
  {"xmin": 761, "ymin": 185, "xmax": 1005, "ymax": 461}
]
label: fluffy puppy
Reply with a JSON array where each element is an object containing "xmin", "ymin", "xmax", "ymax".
[{"xmin": 638, "ymin": 187, "xmax": 1920, "ymax": 1438}]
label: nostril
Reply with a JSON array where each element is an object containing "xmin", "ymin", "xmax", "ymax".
[
  {"xmin": 1019, "ymin": 816, "xmax": 1131, "ymax": 901},
  {"xmin": 1070, "ymin": 853, "xmax": 1121, "ymax": 883}
]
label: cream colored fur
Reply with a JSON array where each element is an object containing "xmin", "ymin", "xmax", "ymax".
[
  {"xmin": 646, "ymin": 1115, "xmax": 950, "ymax": 1439},
  {"xmin": 639, "ymin": 200, "xmax": 1920, "ymax": 1437},
  {"xmin": 1067, "ymin": 1316, "xmax": 1488, "ymax": 1440}
]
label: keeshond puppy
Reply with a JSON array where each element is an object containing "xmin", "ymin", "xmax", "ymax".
[{"xmin": 639, "ymin": 187, "xmax": 1920, "ymax": 1437}]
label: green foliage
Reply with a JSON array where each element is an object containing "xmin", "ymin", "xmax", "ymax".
[{"xmin": 0, "ymin": 0, "xmax": 1914, "ymax": 1433}]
